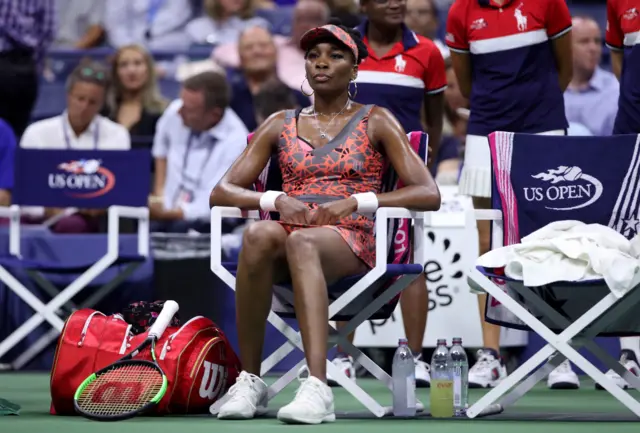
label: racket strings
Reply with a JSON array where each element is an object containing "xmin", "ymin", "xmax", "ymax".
[{"xmin": 76, "ymin": 364, "xmax": 163, "ymax": 416}]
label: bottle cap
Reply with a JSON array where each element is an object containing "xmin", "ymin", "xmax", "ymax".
[
  {"xmin": 398, "ymin": 338, "xmax": 408, "ymax": 345},
  {"xmin": 436, "ymin": 338, "xmax": 447, "ymax": 345},
  {"xmin": 453, "ymin": 337, "xmax": 462, "ymax": 344}
]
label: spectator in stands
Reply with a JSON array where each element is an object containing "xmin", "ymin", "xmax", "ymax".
[
  {"xmin": 212, "ymin": 0, "xmax": 330, "ymax": 93},
  {"xmin": 20, "ymin": 62, "xmax": 131, "ymax": 233},
  {"xmin": 186, "ymin": 0, "xmax": 269, "ymax": 46},
  {"xmin": 21, "ymin": 62, "xmax": 130, "ymax": 150},
  {"xmin": 325, "ymin": 0, "xmax": 362, "ymax": 28},
  {"xmin": 253, "ymin": 79, "xmax": 300, "ymax": 125},
  {"xmin": 106, "ymin": 45, "xmax": 169, "ymax": 149},
  {"xmin": 212, "ymin": 23, "xmax": 439, "ymax": 423},
  {"xmin": 604, "ymin": 0, "xmax": 640, "ymax": 390},
  {"xmin": 447, "ymin": 0, "xmax": 574, "ymax": 390},
  {"xmin": 53, "ymin": 0, "xmax": 105, "ymax": 48},
  {"xmin": 405, "ymin": 0, "xmax": 449, "ymax": 59},
  {"xmin": 150, "ymin": 71, "xmax": 248, "ymax": 232},
  {"xmin": 0, "ymin": 119, "xmax": 16, "ymax": 206},
  {"xmin": 564, "ymin": 16, "xmax": 619, "ymax": 137},
  {"xmin": 104, "ymin": 0, "xmax": 193, "ymax": 50},
  {"xmin": 0, "ymin": 0, "xmax": 55, "ymax": 137},
  {"xmin": 328, "ymin": 0, "xmax": 447, "ymax": 387},
  {"xmin": 228, "ymin": 26, "xmax": 310, "ymax": 131}
]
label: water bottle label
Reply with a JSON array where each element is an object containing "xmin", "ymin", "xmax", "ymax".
[
  {"xmin": 453, "ymin": 366, "xmax": 462, "ymax": 407},
  {"xmin": 407, "ymin": 374, "xmax": 416, "ymax": 408}
]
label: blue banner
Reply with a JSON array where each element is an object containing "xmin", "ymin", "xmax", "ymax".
[{"xmin": 14, "ymin": 149, "xmax": 150, "ymax": 208}]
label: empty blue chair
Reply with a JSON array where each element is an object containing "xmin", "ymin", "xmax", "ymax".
[
  {"xmin": 467, "ymin": 132, "xmax": 640, "ymax": 419},
  {"xmin": 0, "ymin": 148, "xmax": 150, "ymax": 369}
]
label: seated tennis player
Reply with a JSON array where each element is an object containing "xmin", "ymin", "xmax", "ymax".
[{"xmin": 210, "ymin": 23, "xmax": 440, "ymax": 424}]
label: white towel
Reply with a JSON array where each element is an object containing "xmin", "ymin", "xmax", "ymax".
[{"xmin": 477, "ymin": 221, "xmax": 640, "ymax": 297}]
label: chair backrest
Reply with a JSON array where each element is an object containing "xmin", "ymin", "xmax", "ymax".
[
  {"xmin": 13, "ymin": 148, "xmax": 150, "ymax": 208},
  {"xmin": 248, "ymin": 130, "xmax": 429, "ymax": 267},
  {"xmin": 489, "ymin": 132, "xmax": 640, "ymax": 247},
  {"xmin": 486, "ymin": 132, "xmax": 640, "ymax": 334}
]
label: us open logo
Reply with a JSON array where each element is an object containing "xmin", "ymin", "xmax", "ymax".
[
  {"xmin": 523, "ymin": 166, "xmax": 603, "ymax": 211},
  {"xmin": 48, "ymin": 159, "xmax": 116, "ymax": 198}
]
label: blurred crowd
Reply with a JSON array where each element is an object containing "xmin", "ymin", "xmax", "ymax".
[{"xmin": 0, "ymin": 0, "xmax": 615, "ymax": 234}]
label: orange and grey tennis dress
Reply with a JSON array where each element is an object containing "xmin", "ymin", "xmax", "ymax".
[{"xmin": 277, "ymin": 105, "xmax": 383, "ymax": 269}]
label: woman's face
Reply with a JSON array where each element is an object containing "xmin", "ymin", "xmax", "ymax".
[
  {"xmin": 305, "ymin": 42, "xmax": 355, "ymax": 95},
  {"xmin": 117, "ymin": 49, "xmax": 149, "ymax": 92},
  {"xmin": 219, "ymin": 0, "xmax": 245, "ymax": 16}
]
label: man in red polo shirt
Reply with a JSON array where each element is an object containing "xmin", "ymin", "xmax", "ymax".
[{"xmin": 327, "ymin": 0, "xmax": 446, "ymax": 389}]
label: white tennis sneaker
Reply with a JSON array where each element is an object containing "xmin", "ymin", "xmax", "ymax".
[
  {"xmin": 217, "ymin": 371, "xmax": 268, "ymax": 419},
  {"xmin": 596, "ymin": 350, "xmax": 640, "ymax": 390},
  {"xmin": 277, "ymin": 376, "xmax": 336, "ymax": 424},
  {"xmin": 414, "ymin": 354, "xmax": 431, "ymax": 388},
  {"xmin": 327, "ymin": 356, "xmax": 356, "ymax": 387},
  {"xmin": 298, "ymin": 355, "xmax": 356, "ymax": 387},
  {"xmin": 468, "ymin": 349, "xmax": 507, "ymax": 388},
  {"xmin": 547, "ymin": 359, "xmax": 580, "ymax": 389}
]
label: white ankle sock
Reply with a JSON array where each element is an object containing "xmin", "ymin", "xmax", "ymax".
[{"xmin": 619, "ymin": 337, "xmax": 640, "ymax": 359}]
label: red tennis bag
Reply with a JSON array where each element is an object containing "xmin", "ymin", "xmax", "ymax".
[{"xmin": 50, "ymin": 308, "xmax": 241, "ymax": 415}]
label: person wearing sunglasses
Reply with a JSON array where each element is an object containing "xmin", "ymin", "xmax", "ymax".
[
  {"xmin": 21, "ymin": 62, "xmax": 130, "ymax": 151},
  {"xmin": 19, "ymin": 62, "xmax": 131, "ymax": 233},
  {"xmin": 323, "ymin": 0, "xmax": 446, "ymax": 389}
]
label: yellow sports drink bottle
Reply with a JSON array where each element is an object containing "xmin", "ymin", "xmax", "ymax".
[{"xmin": 430, "ymin": 338, "xmax": 454, "ymax": 418}]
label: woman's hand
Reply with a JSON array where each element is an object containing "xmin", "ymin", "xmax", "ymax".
[
  {"xmin": 275, "ymin": 195, "xmax": 311, "ymax": 224},
  {"xmin": 310, "ymin": 198, "xmax": 358, "ymax": 226}
]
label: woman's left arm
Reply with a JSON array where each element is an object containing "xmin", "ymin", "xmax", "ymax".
[{"xmin": 370, "ymin": 107, "xmax": 441, "ymax": 211}]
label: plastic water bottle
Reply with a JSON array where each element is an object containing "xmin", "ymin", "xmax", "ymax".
[
  {"xmin": 450, "ymin": 337, "xmax": 469, "ymax": 416},
  {"xmin": 392, "ymin": 339, "xmax": 416, "ymax": 417},
  {"xmin": 430, "ymin": 338, "xmax": 453, "ymax": 418}
]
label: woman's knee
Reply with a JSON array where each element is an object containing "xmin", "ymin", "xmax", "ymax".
[
  {"xmin": 285, "ymin": 229, "xmax": 318, "ymax": 261},
  {"xmin": 240, "ymin": 221, "xmax": 287, "ymax": 264}
]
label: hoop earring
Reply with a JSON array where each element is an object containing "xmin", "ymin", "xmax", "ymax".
[
  {"xmin": 300, "ymin": 78, "xmax": 314, "ymax": 97},
  {"xmin": 348, "ymin": 80, "xmax": 358, "ymax": 100}
]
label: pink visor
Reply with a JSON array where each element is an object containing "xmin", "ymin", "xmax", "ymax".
[{"xmin": 299, "ymin": 25, "xmax": 359, "ymax": 62}]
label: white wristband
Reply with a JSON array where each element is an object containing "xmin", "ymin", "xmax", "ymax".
[
  {"xmin": 259, "ymin": 190, "xmax": 286, "ymax": 212},
  {"xmin": 351, "ymin": 192, "xmax": 379, "ymax": 213}
]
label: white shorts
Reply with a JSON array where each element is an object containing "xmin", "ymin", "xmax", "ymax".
[{"xmin": 458, "ymin": 130, "xmax": 566, "ymax": 198}]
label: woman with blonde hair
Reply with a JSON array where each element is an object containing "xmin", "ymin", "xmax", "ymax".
[
  {"xmin": 186, "ymin": 0, "xmax": 269, "ymax": 46},
  {"xmin": 106, "ymin": 44, "xmax": 168, "ymax": 148}
]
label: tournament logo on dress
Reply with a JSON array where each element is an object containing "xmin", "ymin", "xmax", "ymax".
[{"xmin": 48, "ymin": 159, "xmax": 116, "ymax": 198}]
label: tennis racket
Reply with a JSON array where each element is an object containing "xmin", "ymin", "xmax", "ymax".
[{"xmin": 73, "ymin": 300, "xmax": 179, "ymax": 421}]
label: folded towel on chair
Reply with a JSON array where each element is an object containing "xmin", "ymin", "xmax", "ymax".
[{"xmin": 477, "ymin": 220, "xmax": 640, "ymax": 297}]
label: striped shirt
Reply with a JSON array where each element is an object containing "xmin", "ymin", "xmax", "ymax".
[
  {"xmin": 446, "ymin": 0, "xmax": 571, "ymax": 136},
  {"xmin": 0, "ymin": 0, "xmax": 55, "ymax": 66}
]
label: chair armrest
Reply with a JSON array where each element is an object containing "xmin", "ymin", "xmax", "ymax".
[
  {"xmin": 107, "ymin": 206, "xmax": 150, "ymax": 257},
  {"xmin": 0, "ymin": 205, "xmax": 21, "ymax": 257},
  {"xmin": 210, "ymin": 206, "xmax": 260, "ymax": 289},
  {"xmin": 211, "ymin": 206, "xmax": 260, "ymax": 220},
  {"xmin": 475, "ymin": 209, "xmax": 503, "ymax": 221}
]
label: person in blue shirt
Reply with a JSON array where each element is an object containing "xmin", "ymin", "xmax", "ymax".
[{"xmin": 0, "ymin": 119, "xmax": 17, "ymax": 206}]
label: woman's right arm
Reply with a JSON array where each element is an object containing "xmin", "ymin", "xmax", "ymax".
[{"xmin": 209, "ymin": 112, "xmax": 283, "ymax": 209}]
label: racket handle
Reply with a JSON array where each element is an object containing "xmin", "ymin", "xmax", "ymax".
[{"xmin": 148, "ymin": 300, "xmax": 179, "ymax": 339}]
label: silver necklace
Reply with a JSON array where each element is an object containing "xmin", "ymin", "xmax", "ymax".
[{"xmin": 312, "ymin": 99, "xmax": 351, "ymax": 139}]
